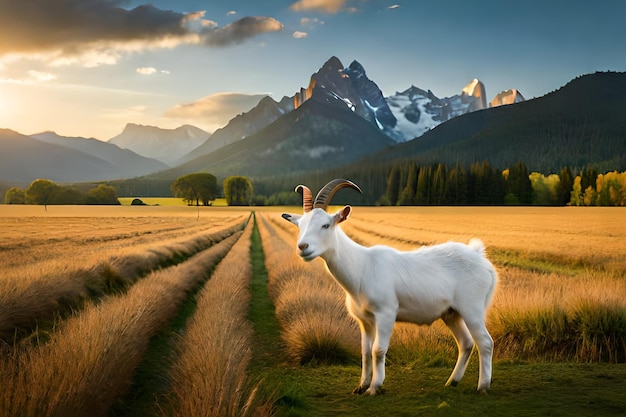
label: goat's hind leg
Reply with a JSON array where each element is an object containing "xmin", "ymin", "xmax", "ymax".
[
  {"xmin": 442, "ymin": 310, "xmax": 475, "ymax": 388},
  {"xmin": 463, "ymin": 316, "xmax": 494, "ymax": 394}
]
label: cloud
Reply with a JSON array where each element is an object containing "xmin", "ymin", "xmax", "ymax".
[
  {"xmin": 164, "ymin": 92, "xmax": 268, "ymax": 129},
  {"xmin": 293, "ymin": 31, "xmax": 308, "ymax": 39},
  {"xmin": 137, "ymin": 67, "xmax": 170, "ymax": 75},
  {"xmin": 290, "ymin": 0, "xmax": 347, "ymax": 14},
  {"xmin": 27, "ymin": 70, "xmax": 57, "ymax": 82},
  {"xmin": 202, "ymin": 17, "xmax": 283, "ymax": 47},
  {"xmin": 136, "ymin": 67, "xmax": 158, "ymax": 75},
  {"xmin": 388, "ymin": 4, "xmax": 400, "ymax": 9},
  {"xmin": 227, "ymin": 10, "xmax": 237, "ymax": 16},
  {"xmin": 300, "ymin": 17, "xmax": 325, "ymax": 27},
  {"xmin": 0, "ymin": 1, "xmax": 282, "ymax": 65},
  {"xmin": 0, "ymin": 70, "xmax": 57, "ymax": 84}
]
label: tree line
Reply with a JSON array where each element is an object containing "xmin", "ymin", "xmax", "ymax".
[
  {"xmin": 252, "ymin": 161, "xmax": 626, "ymax": 207},
  {"xmin": 170, "ymin": 173, "xmax": 253, "ymax": 206},
  {"xmin": 378, "ymin": 162, "xmax": 626, "ymax": 206},
  {"xmin": 4, "ymin": 174, "xmax": 256, "ymax": 208},
  {"xmin": 4, "ymin": 180, "xmax": 119, "ymax": 209},
  {"xmin": 6, "ymin": 165, "xmax": 625, "ymax": 207}
]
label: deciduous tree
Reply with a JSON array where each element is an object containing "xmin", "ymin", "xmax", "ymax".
[
  {"xmin": 171, "ymin": 173, "xmax": 217, "ymax": 206},
  {"xmin": 25, "ymin": 179, "xmax": 58, "ymax": 210},
  {"xmin": 223, "ymin": 176, "xmax": 253, "ymax": 206},
  {"xmin": 4, "ymin": 187, "xmax": 25, "ymax": 204},
  {"xmin": 86, "ymin": 184, "xmax": 120, "ymax": 205}
]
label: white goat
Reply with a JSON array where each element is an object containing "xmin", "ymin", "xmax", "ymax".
[{"xmin": 282, "ymin": 179, "xmax": 497, "ymax": 395}]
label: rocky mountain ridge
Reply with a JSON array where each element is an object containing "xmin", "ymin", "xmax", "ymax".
[
  {"xmin": 109, "ymin": 123, "xmax": 209, "ymax": 165},
  {"xmin": 105, "ymin": 56, "xmax": 524, "ymax": 164}
]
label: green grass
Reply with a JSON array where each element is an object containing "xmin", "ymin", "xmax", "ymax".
[
  {"xmin": 248, "ymin": 213, "xmax": 284, "ymax": 369},
  {"xmin": 118, "ymin": 197, "xmax": 229, "ymax": 206},
  {"xmin": 489, "ymin": 248, "xmax": 588, "ymax": 276},
  {"xmin": 270, "ymin": 361, "xmax": 626, "ymax": 417}
]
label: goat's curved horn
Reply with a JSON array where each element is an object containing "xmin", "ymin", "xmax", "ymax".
[
  {"xmin": 295, "ymin": 185, "xmax": 313, "ymax": 212},
  {"xmin": 314, "ymin": 179, "xmax": 362, "ymax": 211}
]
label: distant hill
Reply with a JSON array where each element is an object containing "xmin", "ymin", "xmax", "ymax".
[
  {"xmin": 366, "ymin": 71, "xmax": 626, "ymax": 173},
  {"xmin": 0, "ymin": 129, "xmax": 118, "ymax": 182},
  {"xmin": 108, "ymin": 123, "xmax": 209, "ymax": 165},
  {"xmin": 31, "ymin": 132, "xmax": 168, "ymax": 177},
  {"xmin": 178, "ymin": 96, "xmax": 287, "ymax": 164}
]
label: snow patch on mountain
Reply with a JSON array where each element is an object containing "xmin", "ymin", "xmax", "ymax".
[{"xmin": 386, "ymin": 92, "xmax": 438, "ymax": 140}]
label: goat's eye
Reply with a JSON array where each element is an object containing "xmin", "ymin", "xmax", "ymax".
[{"xmin": 322, "ymin": 223, "xmax": 330, "ymax": 230}]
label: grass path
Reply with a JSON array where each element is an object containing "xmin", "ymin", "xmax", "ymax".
[{"xmin": 247, "ymin": 214, "xmax": 285, "ymax": 368}]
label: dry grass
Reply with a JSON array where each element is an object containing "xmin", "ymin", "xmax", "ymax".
[
  {"xmin": 256, "ymin": 212, "xmax": 359, "ymax": 364},
  {"xmin": 0, "ymin": 207, "xmax": 247, "ymax": 344},
  {"xmin": 167, "ymin": 221, "xmax": 274, "ymax": 417},
  {"xmin": 0, "ymin": 230, "xmax": 242, "ymax": 417},
  {"xmin": 265, "ymin": 206, "xmax": 625, "ymax": 364},
  {"xmin": 489, "ymin": 267, "xmax": 626, "ymax": 362},
  {"xmin": 341, "ymin": 206, "xmax": 626, "ymax": 272},
  {"xmin": 336, "ymin": 206, "xmax": 626, "ymax": 363}
]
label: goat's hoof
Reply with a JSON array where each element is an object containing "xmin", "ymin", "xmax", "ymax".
[
  {"xmin": 450, "ymin": 380, "xmax": 459, "ymax": 387},
  {"xmin": 477, "ymin": 388, "xmax": 489, "ymax": 395},
  {"xmin": 353, "ymin": 385, "xmax": 368, "ymax": 395},
  {"xmin": 365, "ymin": 386, "xmax": 385, "ymax": 396}
]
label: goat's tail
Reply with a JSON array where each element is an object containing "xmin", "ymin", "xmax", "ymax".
[
  {"xmin": 468, "ymin": 238, "xmax": 485, "ymax": 255},
  {"xmin": 468, "ymin": 238, "xmax": 497, "ymax": 308}
]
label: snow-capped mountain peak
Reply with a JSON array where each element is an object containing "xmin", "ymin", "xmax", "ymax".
[
  {"xmin": 490, "ymin": 89, "xmax": 525, "ymax": 107},
  {"xmin": 384, "ymin": 79, "xmax": 489, "ymax": 142}
]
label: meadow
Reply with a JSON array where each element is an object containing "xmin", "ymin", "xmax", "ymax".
[{"xmin": 0, "ymin": 205, "xmax": 625, "ymax": 416}]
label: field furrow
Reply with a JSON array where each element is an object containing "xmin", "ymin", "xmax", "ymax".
[
  {"xmin": 256, "ymin": 211, "xmax": 359, "ymax": 365},
  {"xmin": 0, "ymin": 218, "xmax": 247, "ymax": 345},
  {"xmin": 0, "ymin": 228, "xmax": 244, "ymax": 417},
  {"xmin": 165, "ymin": 219, "xmax": 274, "ymax": 417},
  {"xmin": 0, "ymin": 213, "xmax": 246, "ymax": 269}
]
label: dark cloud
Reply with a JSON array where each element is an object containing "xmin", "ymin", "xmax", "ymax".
[
  {"xmin": 0, "ymin": 1, "xmax": 183, "ymax": 54},
  {"xmin": 203, "ymin": 16, "xmax": 283, "ymax": 47},
  {"xmin": 0, "ymin": 0, "xmax": 282, "ymax": 61}
]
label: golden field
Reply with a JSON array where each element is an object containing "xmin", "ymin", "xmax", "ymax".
[
  {"xmin": 0, "ymin": 204, "xmax": 624, "ymax": 416},
  {"xmin": 263, "ymin": 206, "xmax": 626, "ymax": 362}
]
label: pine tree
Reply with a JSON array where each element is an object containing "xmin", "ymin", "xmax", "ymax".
[
  {"xmin": 415, "ymin": 165, "xmax": 432, "ymax": 205},
  {"xmin": 386, "ymin": 165, "xmax": 402, "ymax": 206},
  {"xmin": 557, "ymin": 166, "xmax": 574, "ymax": 206}
]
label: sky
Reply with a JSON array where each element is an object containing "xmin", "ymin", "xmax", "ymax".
[{"xmin": 0, "ymin": 0, "xmax": 624, "ymax": 141}]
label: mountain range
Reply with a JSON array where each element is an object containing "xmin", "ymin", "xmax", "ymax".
[
  {"xmin": 1, "ymin": 56, "xmax": 625, "ymax": 191},
  {"xmin": 0, "ymin": 129, "xmax": 167, "ymax": 183},
  {"xmin": 109, "ymin": 123, "xmax": 209, "ymax": 165}
]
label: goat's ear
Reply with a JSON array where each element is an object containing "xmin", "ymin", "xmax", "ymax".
[
  {"xmin": 281, "ymin": 213, "xmax": 301, "ymax": 225},
  {"xmin": 334, "ymin": 205, "xmax": 352, "ymax": 224}
]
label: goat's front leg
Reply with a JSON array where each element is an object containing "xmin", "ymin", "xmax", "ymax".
[
  {"xmin": 353, "ymin": 318, "xmax": 375, "ymax": 394},
  {"xmin": 365, "ymin": 313, "xmax": 395, "ymax": 395}
]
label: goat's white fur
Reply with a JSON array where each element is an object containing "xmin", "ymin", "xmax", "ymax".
[{"xmin": 282, "ymin": 202, "xmax": 497, "ymax": 395}]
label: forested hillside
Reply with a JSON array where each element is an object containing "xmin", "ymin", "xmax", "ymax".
[{"xmin": 368, "ymin": 71, "xmax": 626, "ymax": 173}]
